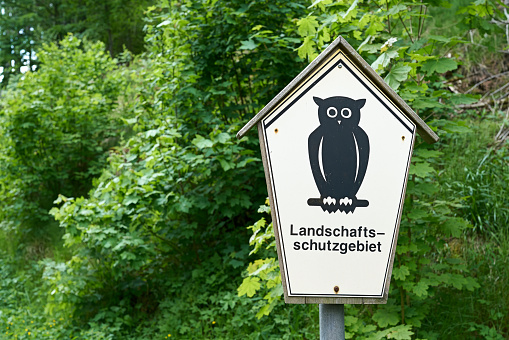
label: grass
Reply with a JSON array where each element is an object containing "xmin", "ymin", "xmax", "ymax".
[
  {"xmin": 422, "ymin": 109, "xmax": 509, "ymax": 339},
  {"xmin": 423, "ymin": 230, "xmax": 509, "ymax": 339},
  {"xmin": 437, "ymin": 112, "xmax": 508, "ymax": 234}
]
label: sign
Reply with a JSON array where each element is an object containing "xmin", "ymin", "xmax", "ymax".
[{"xmin": 238, "ymin": 36, "xmax": 438, "ymax": 304}]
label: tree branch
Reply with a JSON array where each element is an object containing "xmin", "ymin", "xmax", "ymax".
[
  {"xmin": 398, "ymin": 14, "xmax": 414, "ymax": 43},
  {"xmin": 466, "ymin": 71, "xmax": 509, "ymax": 93}
]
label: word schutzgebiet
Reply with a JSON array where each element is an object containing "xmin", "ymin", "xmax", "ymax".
[{"xmin": 290, "ymin": 225, "xmax": 383, "ymax": 254}]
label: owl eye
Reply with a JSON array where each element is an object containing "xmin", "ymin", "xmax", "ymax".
[
  {"xmin": 341, "ymin": 108, "xmax": 352, "ymax": 119},
  {"xmin": 326, "ymin": 107, "xmax": 338, "ymax": 118}
]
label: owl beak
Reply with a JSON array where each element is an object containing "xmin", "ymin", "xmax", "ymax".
[{"xmin": 337, "ymin": 120, "xmax": 341, "ymax": 125}]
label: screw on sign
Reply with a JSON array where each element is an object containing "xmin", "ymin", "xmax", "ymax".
[{"xmin": 237, "ymin": 36, "xmax": 438, "ymax": 339}]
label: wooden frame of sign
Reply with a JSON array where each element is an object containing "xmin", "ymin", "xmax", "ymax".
[{"xmin": 238, "ymin": 36, "xmax": 438, "ymax": 304}]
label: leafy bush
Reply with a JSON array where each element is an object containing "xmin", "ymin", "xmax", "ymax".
[
  {"xmin": 0, "ymin": 35, "xmax": 131, "ymax": 247},
  {"xmin": 45, "ymin": 0, "xmax": 308, "ymax": 336}
]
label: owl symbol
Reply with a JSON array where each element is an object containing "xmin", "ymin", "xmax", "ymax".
[{"xmin": 307, "ymin": 96, "xmax": 370, "ymax": 213}]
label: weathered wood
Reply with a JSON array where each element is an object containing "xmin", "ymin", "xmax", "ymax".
[
  {"xmin": 285, "ymin": 296, "xmax": 388, "ymax": 305},
  {"xmin": 237, "ymin": 36, "xmax": 439, "ymax": 144}
]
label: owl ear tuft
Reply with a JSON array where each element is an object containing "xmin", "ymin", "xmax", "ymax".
[
  {"xmin": 356, "ymin": 99, "xmax": 366, "ymax": 109},
  {"xmin": 313, "ymin": 97, "xmax": 324, "ymax": 106}
]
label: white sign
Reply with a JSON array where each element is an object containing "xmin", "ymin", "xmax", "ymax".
[
  {"xmin": 261, "ymin": 49, "xmax": 415, "ymax": 299},
  {"xmin": 238, "ymin": 36, "xmax": 438, "ymax": 303}
]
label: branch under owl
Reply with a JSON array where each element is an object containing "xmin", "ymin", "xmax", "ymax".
[{"xmin": 307, "ymin": 197, "xmax": 369, "ymax": 214}]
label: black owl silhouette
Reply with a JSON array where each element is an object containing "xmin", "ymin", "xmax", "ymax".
[{"xmin": 307, "ymin": 96, "xmax": 370, "ymax": 213}]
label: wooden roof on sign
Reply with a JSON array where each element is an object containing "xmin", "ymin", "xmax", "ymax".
[{"xmin": 237, "ymin": 36, "xmax": 439, "ymax": 144}]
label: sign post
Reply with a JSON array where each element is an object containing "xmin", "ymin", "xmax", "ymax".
[
  {"xmin": 320, "ymin": 304, "xmax": 345, "ymax": 340},
  {"xmin": 238, "ymin": 36, "xmax": 438, "ymax": 337}
]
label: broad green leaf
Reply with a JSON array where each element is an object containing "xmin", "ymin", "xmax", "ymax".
[
  {"xmin": 268, "ymin": 282, "xmax": 283, "ymax": 297},
  {"xmin": 239, "ymin": 39, "xmax": 257, "ymax": 50},
  {"xmin": 387, "ymin": 325, "xmax": 414, "ymax": 340},
  {"xmin": 215, "ymin": 132, "xmax": 230, "ymax": 144},
  {"xmin": 156, "ymin": 19, "xmax": 171, "ymax": 27},
  {"xmin": 367, "ymin": 329, "xmax": 391, "ymax": 340},
  {"xmin": 297, "ymin": 16, "xmax": 319, "ymax": 37},
  {"xmin": 365, "ymin": 16, "xmax": 385, "ymax": 35},
  {"xmin": 412, "ymin": 98, "xmax": 443, "ymax": 109},
  {"xmin": 386, "ymin": 4, "xmax": 407, "ymax": 16},
  {"xmin": 413, "ymin": 281, "xmax": 429, "ymax": 297},
  {"xmin": 124, "ymin": 194, "xmax": 140, "ymax": 206},
  {"xmin": 384, "ymin": 63, "xmax": 412, "ymax": 90},
  {"xmin": 412, "ymin": 182, "xmax": 438, "ymax": 196},
  {"xmin": 404, "ymin": 83, "xmax": 429, "ymax": 93},
  {"xmin": 249, "ymin": 262, "xmax": 272, "ymax": 277},
  {"xmin": 449, "ymin": 94, "xmax": 479, "ymax": 105},
  {"xmin": 123, "ymin": 117, "xmax": 138, "ymax": 125},
  {"xmin": 372, "ymin": 307, "xmax": 400, "ymax": 327},
  {"xmin": 432, "ymin": 119, "xmax": 471, "ymax": 133},
  {"xmin": 407, "ymin": 53, "xmax": 435, "ymax": 62},
  {"xmin": 421, "ymin": 58, "xmax": 458, "ymax": 75},
  {"xmin": 415, "ymin": 149, "xmax": 443, "ymax": 158},
  {"xmin": 463, "ymin": 277, "xmax": 480, "ymax": 291},
  {"xmin": 393, "ymin": 265, "xmax": 410, "ymax": 281},
  {"xmin": 409, "ymin": 162, "xmax": 434, "ymax": 178},
  {"xmin": 442, "ymin": 217, "xmax": 470, "ymax": 237},
  {"xmin": 297, "ymin": 36, "xmax": 317, "ymax": 60},
  {"xmin": 341, "ymin": 0, "xmax": 359, "ymax": 19},
  {"xmin": 371, "ymin": 50, "xmax": 399, "ymax": 72},
  {"xmin": 218, "ymin": 158, "xmax": 233, "ymax": 171},
  {"xmin": 79, "ymin": 209, "xmax": 94, "ymax": 216},
  {"xmin": 256, "ymin": 302, "xmax": 272, "ymax": 319},
  {"xmin": 238, "ymin": 276, "xmax": 261, "ymax": 297},
  {"xmin": 344, "ymin": 315, "xmax": 359, "ymax": 327},
  {"xmin": 308, "ymin": 0, "xmax": 329, "ymax": 8},
  {"xmin": 359, "ymin": 43, "xmax": 382, "ymax": 53},
  {"xmin": 319, "ymin": 27, "xmax": 331, "ymax": 45},
  {"xmin": 407, "ymin": 209, "xmax": 428, "ymax": 220},
  {"xmin": 428, "ymin": 34, "xmax": 452, "ymax": 43},
  {"xmin": 192, "ymin": 135, "xmax": 214, "ymax": 149}
]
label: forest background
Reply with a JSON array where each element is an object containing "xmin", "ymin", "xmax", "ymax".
[{"xmin": 0, "ymin": 0, "xmax": 507, "ymax": 339}]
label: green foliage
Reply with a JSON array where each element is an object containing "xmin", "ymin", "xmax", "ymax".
[
  {"xmin": 451, "ymin": 147, "xmax": 508, "ymax": 234},
  {"xmin": 420, "ymin": 227, "xmax": 509, "ymax": 339},
  {"xmin": 433, "ymin": 112, "xmax": 509, "ymax": 236},
  {"xmin": 0, "ymin": 252, "xmax": 77, "ymax": 339},
  {"xmin": 0, "ymin": 0, "xmax": 151, "ymax": 84},
  {"xmin": 238, "ymin": 203, "xmax": 282, "ymax": 319},
  {"xmin": 0, "ymin": 35, "xmax": 131, "ymax": 247}
]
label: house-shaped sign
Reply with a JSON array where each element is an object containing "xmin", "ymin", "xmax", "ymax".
[{"xmin": 237, "ymin": 36, "xmax": 438, "ymax": 304}]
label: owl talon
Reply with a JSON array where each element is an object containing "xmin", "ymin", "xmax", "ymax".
[
  {"xmin": 339, "ymin": 197, "xmax": 353, "ymax": 206},
  {"xmin": 313, "ymin": 195, "xmax": 365, "ymax": 213},
  {"xmin": 323, "ymin": 196, "xmax": 336, "ymax": 206}
]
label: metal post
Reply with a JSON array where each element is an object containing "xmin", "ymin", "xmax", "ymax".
[{"xmin": 319, "ymin": 304, "xmax": 345, "ymax": 340}]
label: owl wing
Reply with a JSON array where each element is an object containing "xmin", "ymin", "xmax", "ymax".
[
  {"xmin": 308, "ymin": 127, "xmax": 327, "ymax": 195},
  {"xmin": 353, "ymin": 126, "xmax": 369, "ymax": 193}
]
